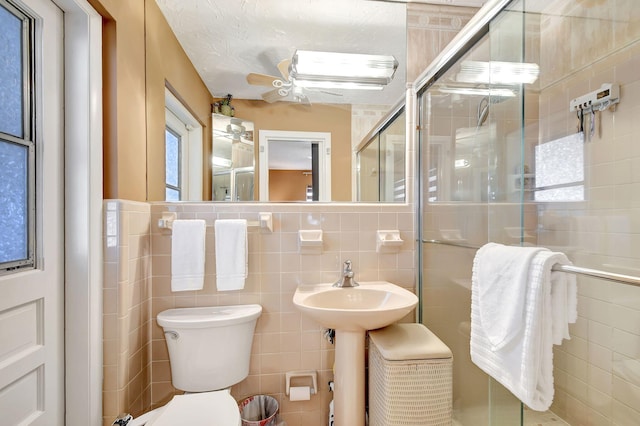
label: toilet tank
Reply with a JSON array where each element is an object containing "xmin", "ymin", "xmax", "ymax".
[{"xmin": 157, "ymin": 304, "xmax": 262, "ymax": 392}]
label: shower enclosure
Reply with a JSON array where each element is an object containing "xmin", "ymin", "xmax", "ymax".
[{"xmin": 416, "ymin": 0, "xmax": 640, "ymax": 424}]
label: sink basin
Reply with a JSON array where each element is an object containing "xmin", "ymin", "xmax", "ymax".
[
  {"xmin": 293, "ymin": 281, "xmax": 418, "ymax": 332},
  {"xmin": 293, "ymin": 281, "xmax": 418, "ymax": 426}
]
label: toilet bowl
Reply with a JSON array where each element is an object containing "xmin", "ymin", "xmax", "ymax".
[{"xmin": 126, "ymin": 304, "xmax": 262, "ymax": 426}]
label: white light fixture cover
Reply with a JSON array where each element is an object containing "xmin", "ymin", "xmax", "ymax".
[
  {"xmin": 456, "ymin": 61, "xmax": 540, "ymax": 85},
  {"xmin": 290, "ymin": 50, "xmax": 398, "ymax": 89},
  {"xmin": 437, "ymin": 86, "xmax": 516, "ymax": 97}
]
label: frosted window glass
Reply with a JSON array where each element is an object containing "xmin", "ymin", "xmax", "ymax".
[
  {"xmin": 166, "ymin": 188, "xmax": 180, "ymax": 201},
  {"xmin": 534, "ymin": 185, "xmax": 584, "ymax": 202},
  {"xmin": 165, "ymin": 128, "xmax": 180, "ymax": 187},
  {"xmin": 534, "ymin": 133, "xmax": 584, "ymax": 202},
  {"xmin": 0, "ymin": 140, "xmax": 28, "ymax": 263},
  {"xmin": 535, "ymin": 133, "xmax": 584, "ymax": 187},
  {"xmin": 0, "ymin": 5, "xmax": 24, "ymax": 138}
]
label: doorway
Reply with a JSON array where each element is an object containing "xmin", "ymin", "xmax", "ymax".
[{"xmin": 259, "ymin": 130, "xmax": 331, "ymax": 202}]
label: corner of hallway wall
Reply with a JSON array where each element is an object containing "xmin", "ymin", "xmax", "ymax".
[{"xmin": 102, "ymin": 200, "xmax": 152, "ymax": 426}]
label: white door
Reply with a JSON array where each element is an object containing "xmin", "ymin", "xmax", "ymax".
[{"xmin": 0, "ymin": 0, "xmax": 64, "ymax": 424}]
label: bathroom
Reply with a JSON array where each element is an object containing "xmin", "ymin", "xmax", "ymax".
[{"xmin": 1, "ymin": 0, "xmax": 639, "ymax": 425}]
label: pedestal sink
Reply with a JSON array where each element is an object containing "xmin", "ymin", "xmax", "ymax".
[{"xmin": 293, "ymin": 281, "xmax": 418, "ymax": 426}]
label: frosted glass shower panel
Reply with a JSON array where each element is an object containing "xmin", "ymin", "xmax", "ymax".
[
  {"xmin": 0, "ymin": 140, "xmax": 29, "ymax": 263},
  {"xmin": 0, "ymin": 4, "xmax": 24, "ymax": 138},
  {"xmin": 534, "ymin": 133, "xmax": 584, "ymax": 202}
]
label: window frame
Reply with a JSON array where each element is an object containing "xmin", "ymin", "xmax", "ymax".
[{"xmin": 0, "ymin": 0, "xmax": 35, "ymax": 274}]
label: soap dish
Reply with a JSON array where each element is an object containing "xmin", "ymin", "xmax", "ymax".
[
  {"xmin": 376, "ymin": 230, "xmax": 403, "ymax": 252},
  {"xmin": 299, "ymin": 230, "xmax": 323, "ymax": 253}
]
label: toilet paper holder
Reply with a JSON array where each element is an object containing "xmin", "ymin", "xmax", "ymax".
[{"xmin": 285, "ymin": 370, "xmax": 318, "ymax": 396}]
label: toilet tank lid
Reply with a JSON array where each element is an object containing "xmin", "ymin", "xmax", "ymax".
[{"xmin": 157, "ymin": 304, "xmax": 262, "ymax": 329}]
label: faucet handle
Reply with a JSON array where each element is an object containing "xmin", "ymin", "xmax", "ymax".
[{"xmin": 343, "ymin": 260, "xmax": 352, "ymax": 272}]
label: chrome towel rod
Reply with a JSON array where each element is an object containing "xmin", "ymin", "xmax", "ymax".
[
  {"xmin": 158, "ymin": 211, "xmax": 273, "ymax": 232},
  {"xmin": 422, "ymin": 239, "xmax": 640, "ymax": 288}
]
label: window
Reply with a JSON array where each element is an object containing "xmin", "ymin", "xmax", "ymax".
[
  {"xmin": 0, "ymin": 0, "xmax": 34, "ymax": 273},
  {"xmin": 164, "ymin": 88, "xmax": 203, "ymax": 201},
  {"xmin": 534, "ymin": 133, "xmax": 585, "ymax": 202},
  {"xmin": 165, "ymin": 126, "xmax": 181, "ymax": 201}
]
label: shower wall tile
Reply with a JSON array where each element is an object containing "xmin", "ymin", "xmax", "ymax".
[
  {"xmin": 537, "ymin": 3, "xmax": 640, "ymax": 422},
  {"xmin": 406, "ymin": 3, "xmax": 478, "ymax": 82}
]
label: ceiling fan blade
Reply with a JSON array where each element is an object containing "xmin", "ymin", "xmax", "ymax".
[
  {"xmin": 277, "ymin": 59, "xmax": 291, "ymax": 81},
  {"xmin": 261, "ymin": 88, "xmax": 288, "ymax": 103},
  {"xmin": 246, "ymin": 73, "xmax": 283, "ymax": 87}
]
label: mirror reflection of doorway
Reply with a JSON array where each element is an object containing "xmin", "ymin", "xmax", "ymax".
[{"xmin": 259, "ymin": 130, "xmax": 331, "ymax": 202}]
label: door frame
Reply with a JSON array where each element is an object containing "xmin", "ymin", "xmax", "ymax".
[
  {"xmin": 259, "ymin": 130, "xmax": 332, "ymax": 202},
  {"xmin": 56, "ymin": 0, "xmax": 103, "ymax": 424}
]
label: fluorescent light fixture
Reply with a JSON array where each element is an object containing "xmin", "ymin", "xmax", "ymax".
[
  {"xmin": 437, "ymin": 86, "xmax": 516, "ymax": 97},
  {"xmin": 457, "ymin": 61, "xmax": 540, "ymax": 85},
  {"xmin": 294, "ymin": 80, "xmax": 384, "ymax": 91},
  {"xmin": 290, "ymin": 50, "xmax": 398, "ymax": 89}
]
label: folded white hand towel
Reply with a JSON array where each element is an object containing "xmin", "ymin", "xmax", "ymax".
[
  {"xmin": 470, "ymin": 243, "xmax": 577, "ymax": 411},
  {"xmin": 475, "ymin": 242, "xmax": 546, "ymax": 350},
  {"xmin": 171, "ymin": 219, "xmax": 206, "ymax": 292},
  {"xmin": 214, "ymin": 219, "xmax": 248, "ymax": 291}
]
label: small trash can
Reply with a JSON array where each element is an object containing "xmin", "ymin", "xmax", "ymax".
[
  {"xmin": 238, "ymin": 395, "xmax": 279, "ymax": 426},
  {"xmin": 368, "ymin": 323, "xmax": 453, "ymax": 426}
]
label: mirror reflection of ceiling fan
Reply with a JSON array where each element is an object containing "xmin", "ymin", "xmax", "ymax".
[{"xmin": 246, "ymin": 59, "xmax": 341, "ymax": 105}]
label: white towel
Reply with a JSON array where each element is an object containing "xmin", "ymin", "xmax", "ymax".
[
  {"xmin": 214, "ymin": 219, "xmax": 248, "ymax": 291},
  {"xmin": 171, "ymin": 219, "xmax": 206, "ymax": 292},
  {"xmin": 475, "ymin": 242, "xmax": 546, "ymax": 351},
  {"xmin": 470, "ymin": 243, "xmax": 577, "ymax": 411}
]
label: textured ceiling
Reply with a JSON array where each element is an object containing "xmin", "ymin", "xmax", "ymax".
[
  {"xmin": 155, "ymin": 0, "xmax": 411, "ymax": 105},
  {"xmin": 156, "ymin": 0, "xmax": 488, "ymax": 105}
]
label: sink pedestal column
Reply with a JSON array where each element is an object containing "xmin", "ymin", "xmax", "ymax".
[{"xmin": 334, "ymin": 329, "xmax": 366, "ymax": 426}]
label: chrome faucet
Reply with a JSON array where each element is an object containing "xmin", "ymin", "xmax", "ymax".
[{"xmin": 333, "ymin": 260, "xmax": 359, "ymax": 288}]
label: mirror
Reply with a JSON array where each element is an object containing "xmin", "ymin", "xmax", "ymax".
[
  {"xmin": 357, "ymin": 109, "xmax": 406, "ymax": 202},
  {"xmin": 154, "ymin": 0, "xmax": 409, "ymax": 202},
  {"xmin": 211, "ymin": 115, "xmax": 255, "ymax": 201}
]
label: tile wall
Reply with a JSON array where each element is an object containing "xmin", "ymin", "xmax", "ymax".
[
  {"xmin": 407, "ymin": 3, "xmax": 478, "ymax": 82},
  {"xmin": 102, "ymin": 200, "xmax": 153, "ymax": 426},
  {"xmin": 103, "ymin": 201, "xmax": 415, "ymax": 426},
  {"xmin": 147, "ymin": 202, "xmax": 415, "ymax": 426},
  {"xmin": 538, "ymin": 1, "xmax": 640, "ymax": 423}
]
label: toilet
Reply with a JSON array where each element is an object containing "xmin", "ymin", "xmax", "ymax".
[{"xmin": 128, "ymin": 304, "xmax": 262, "ymax": 426}]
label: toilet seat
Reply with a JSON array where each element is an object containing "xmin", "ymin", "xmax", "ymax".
[{"xmin": 145, "ymin": 390, "xmax": 241, "ymax": 426}]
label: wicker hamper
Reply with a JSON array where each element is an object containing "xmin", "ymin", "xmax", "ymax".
[{"xmin": 368, "ymin": 323, "xmax": 453, "ymax": 426}]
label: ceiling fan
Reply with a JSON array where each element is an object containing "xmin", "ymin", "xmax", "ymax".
[
  {"xmin": 246, "ymin": 59, "xmax": 341, "ymax": 104},
  {"xmin": 246, "ymin": 59, "xmax": 308, "ymax": 104}
]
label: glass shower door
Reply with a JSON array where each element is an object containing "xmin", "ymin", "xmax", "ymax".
[{"xmin": 418, "ymin": 0, "xmax": 535, "ymax": 424}]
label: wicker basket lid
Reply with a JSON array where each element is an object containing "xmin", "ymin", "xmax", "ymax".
[{"xmin": 369, "ymin": 323, "xmax": 452, "ymax": 360}]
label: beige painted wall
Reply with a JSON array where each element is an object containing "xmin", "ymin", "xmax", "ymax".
[
  {"xmin": 90, "ymin": 0, "xmax": 147, "ymax": 201},
  {"xmin": 269, "ymin": 170, "xmax": 312, "ymax": 202},
  {"xmin": 227, "ymin": 100, "xmax": 353, "ymax": 202},
  {"xmin": 91, "ymin": 0, "xmax": 212, "ymax": 202},
  {"xmin": 91, "ymin": 0, "xmax": 361, "ymax": 203},
  {"xmin": 145, "ymin": 0, "xmax": 213, "ymax": 201}
]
